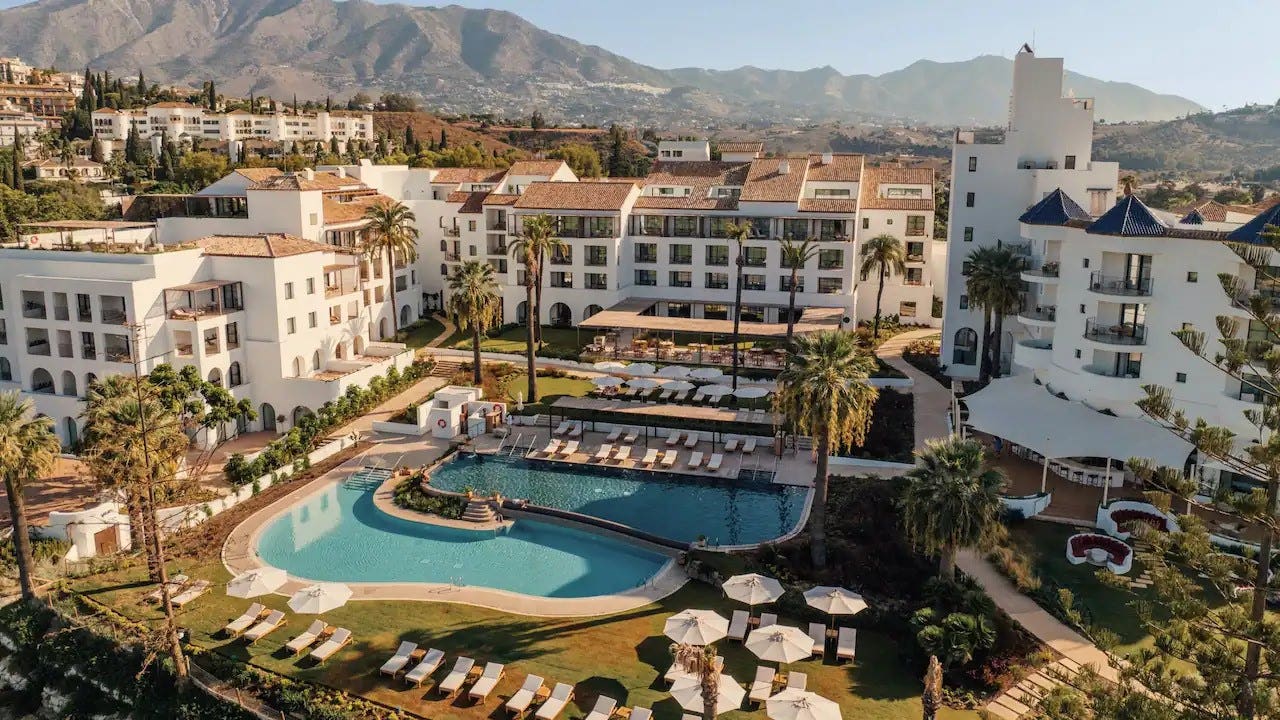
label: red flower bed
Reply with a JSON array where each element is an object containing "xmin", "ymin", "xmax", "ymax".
[
  {"xmin": 1068, "ymin": 534, "xmax": 1131, "ymax": 565},
  {"xmin": 1111, "ymin": 508, "xmax": 1170, "ymax": 532}
]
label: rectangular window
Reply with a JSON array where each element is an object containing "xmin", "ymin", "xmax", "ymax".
[
  {"xmin": 669, "ymin": 271, "xmax": 692, "ymax": 288},
  {"xmin": 705, "ymin": 272, "xmax": 729, "ymax": 290},
  {"xmin": 468, "ymin": 220, "xmax": 477, "ymax": 232},
  {"xmin": 667, "ymin": 302, "xmax": 691, "ymax": 318},
  {"xmin": 963, "ymin": 226, "xmax": 974, "ymax": 242},
  {"xmin": 743, "ymin": 274, "xmax": 766, "ymax": 291},
  {"xmin": 306, "ymin": 278, "xmax": 315, "ymax": 294},
  {"xmin": 308, "ymin": 311, "xmax": 317, "ymax": 328},
  {"xmin": 704, "ymin": 304, "xmax": 729, "ymax": 320},
  {"xmin": 76, "ymin": 293, "xmax": 91, "ymax": 322},
  {"xmin": 906, "ymin": 242, "xmax": 925, "ymax": 261},
  {"xmin": 1089, "ymin": 190, "xmax": 1109, "ymax": 216},
  {"xmin": 706, "ymin": 246, "xmax": 729, "ymax": 266},
  {"xmin": 899, "ymin": 301, "xmax": 917, "ymax": 318},
  {"xmin": 672, "ymin": 216, "xmax": 698, "ymax": 237},
  {"xmin": 780, "ymin": 275, "xmax": 805, "ymax": 292},
  {"xmin": 743, "ymin": 247, "xmax": 767, "ymax": 267},
  {"xmin": 550, "ymin": 246, "xmax": 572, "ymax": 265},
  {"xmin": 286, "ymin": 317, "xmax": 296, "ymax": 334},
  {"xmin": 968, "ymin": 156, "xmax": 977, "ymax": 172},
  {"xmin": 669, "ymin": 244, "xmax": 693, "ymax": 264},
  {"xmin": 225, "ymin": 322, "xmax": 239, "ymax": 349},
  {"xmin": 635, "ymin": 269, "xmax": 657, "ymax": 286},
  {"xmin": 585, "ymin": 245, "xmax": 608, "ymax": 266},
  {"xmin": 813, "ymin": 188, "xmax": 851, "ymax": 197},
  {"xmin": 588, "ymin": 217, "xmax": 613, "ymax": 238},
  {"xmin": 906, "ymin": 215, "xmax": 926, "ymax": 236},
  {"xmin": 284, "ymin": 282, "xmax": 294, "ymax": 300},
  {"xmin": 550, "ymin": 272, "xmax": 573, "ymax": 289},
  {"xmin": 1187, "ymin": 271, "xmax": 1198, "ymax": 282},
  {"xmin": 782, "ymin": 219, "xmax": 808, "ymax": 239},
  {"xmin": 586, "ymin": 273, "xmax": 608, "ymax": 290},
  {"xmin": 818, "ymin": 277, "xmax": 843, "ymax": 294},
  {"xmin": 740, "ymin": 305, "xmax": 764, "ymax": 323},
  {"xmin": 641, "ymin": 216, "xmax": 664, "ymax": 236},
  {"xmin": 905, "ymin": 268, "xmax": 923, "ymax": 285},
  {"xmin": 81, "ymin": 331, "xmax": 96, "ymax": 360},
  {"xmin": 959, "ymin": 294, "xmax": 969, "ymax": 310},
  {"xmin": 965, "ymin": 192, "xmax": 975, "ymax": 207},
  {"xmin": 818, "ymin": 248, "xmax": 844, "ymax": 270},
  {"xmin": 557, "ymin": 216, "xmax": 582, "ymax": 236},
  {"xmin": 862, "ymin": 217, "xmax": 870, "ymax": 230},
  {"xmin": 1176, "ymin": 372, "xmax": 1187, "ymax": 383},
  {"xmin": 635, "ymin": 243, "xmax": 657, "ymax": 263},
  {"xmin": 1064, "ymin": 155, "xmax": 1076, "ymax": 170}
]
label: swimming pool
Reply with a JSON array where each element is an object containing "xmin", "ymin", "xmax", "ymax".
[
  {"xmin": 256, "ymin": 483, "xmax": 668, "ymax": 598},
  {"xmin": 428, "ymin": 455, "xmax": 806, "ymax": 546}
]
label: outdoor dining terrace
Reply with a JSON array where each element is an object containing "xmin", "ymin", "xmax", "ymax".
[{"xmin": 164, "ymin": 280, "xmax": 245, "ymax": 320}]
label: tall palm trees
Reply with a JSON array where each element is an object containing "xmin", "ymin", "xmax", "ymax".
[
  {"xmin": 510, "ymin": 213, "xmax": 562, "ymax": 401},
  {"xmin": 670, "ymin": 642, "xmax": 720, "ymax": 720},
  {"xmin": 965, "ymin": 246, "xmax": 1024, "ymax": 382},
  {"xmin": 779, "ymin": 235, "xmax": 819, "ymax": 346},
  {"xmin": 724, "ymin": 221, "xmax": 752, "ymax": 389},
  {"xmin": 900, "ymin": 437, "xmax": 1005, "ymax": 581},
  {"xmin": 363, "ymin": 199, "xmax": 420, "ymax": 335},
  {"xmin": 0, "ymin": 392, "xmax": 60, "ymax": 602},
  {"xmin": 448, "ymin": 261, "xmax": 502, "ymax": 385},
  {"xmin": 858, "ymin": 234, "xmax": 907, "ymax": 339},
  {"xmin": 775, "ymin": 331, "xmax": 879, "ymax": 567}
]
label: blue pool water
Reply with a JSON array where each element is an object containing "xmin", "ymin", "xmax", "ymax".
[
  {"xmin": 256, "ymin": 484, "xmax": 667, "ymax": 598},
  {"xmin": 428, "ymin": 455, "xmax": 806, "ymax": 546}
]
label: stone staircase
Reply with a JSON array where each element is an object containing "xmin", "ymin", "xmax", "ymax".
[
  {"xmin": 430, "ymin": 358, "xmax": 466, "ymax": 379},
  {"xmin": 461, "ymin": 499, "xmax": 497, "ymax": 524},
  {"xmin": 983, "ymin": 656, "xmax": 1086, "ymax": 719}
]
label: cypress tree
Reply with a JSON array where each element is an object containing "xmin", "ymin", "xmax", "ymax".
[
  {"xmin": 325, "ymin": 95, "xmax": 331, "ymax": 113},
  {"xmin": 136, "ymin": 70, "xmax": 146, "ymax": 98},
  {"xmin": 292, "ymin": 94, "xmax": 298, "ymax": 114},
  {"xmin": 404, "ymin": 126, "xmax": 415, "ymax": 153},
  {"xmin": 207, "ymin": 80, "xmax": 217, "ymax": 110},
  {"xmin": 1, "ymin": 149, "xmax": 11, "ymax": 189},
  {"xmin": 89, "ymin": 136, "xmax": 104, "ymax": 163},
  {"xmin": 439, "ymin": 128, "xmax": 447, "ymax": 149},
  {"xmin": 11, "ymin": 133, "xmax": 23, "ymax": 192},
  {"xmin": 329, "ymin": 136, "xmax": 339, "ymax": 155}
]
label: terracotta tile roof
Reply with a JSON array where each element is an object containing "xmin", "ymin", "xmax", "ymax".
[
  {"xmin": 633, "ymin": 161, "xmax": 749, "ymax": 210},
  {"xmin": 234, "ymin": 167, "xmax": 285, "ymax": 182},
  {"xmin": 716, "ymin": 141, "xmax": 764, "ymax": 154},
  {"xmin": 858, "ymin": 165, "xmax": 935, "ymax": 211},
  {"xmin": 149, "ymin": 101, "xmax": 199, "ymax": 109},
  {"xmin": 447, "ymin": 191, "xmax": 489, "ymax": 214},
  {"xmin": 322, "ymin": 194, "xmax": 393, "ymax": 225},
  {"xmin": 246, "ymin": 171, "xmax": 366, "ymax": 192},
  {"xmin": 798, "ymin": 198, "xmax": 858, "ymax": 213},
  {"xmin": 740, "ymin": 158, "xmax": 807, "ymax": 203},
  {"xmin": 431, "ymin": 167, "xmax": 506, "ymax": 185},
  {"xmin": 506, "ymin": 160, "xmax": 568, "ymax": 176},
  {"xmin": 513, "ymin": 181, "xmax": 635, "ymax": 211},
  {"xmin": 482, "ymin": 194, "xmax": 520, "ymax": 206},
  {"xmin": 805, "ymin": 153, "xmax": 863, "ymax": 182},
  {"xmin": 196, "ymin": 233, "xmax": 329, "ymax": 258},
  {"xmin": 1173, "ymin": 200, "xmax": 1231, "ymax": 223}
]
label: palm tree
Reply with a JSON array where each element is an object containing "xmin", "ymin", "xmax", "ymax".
[
  {"xmin": 0, "ymin": 392, "xmax": 60, "ymax": 602},
  {"xmin": 510, "ymin": 214, "xmax": 561, "ymax": 401},
  {"xmin": 966, "ymin": 246, "xmax": 1023, "ymax": 382},
  {"xmin": 363, "ymin": 200, "xmax": 420, "ymax": 335},
  {"xmin": 779, "ymin": 235, "xmax": 819, "ymax": 346},
  {"xmin": 775, "ymin": 331, "xmax": 879, "ymax": 567},
  {"xmin": 724, "ymin": 221, "xmax": 752, "ymax": 389},
  {"xmin": 963, "ymin": 246, "xmax": 998, "ymax": 383},
  {"xmin": 858, "ymin": 234, "xmax": 907, "ymax": 339},
  {"xmin": 448, "ymin": 261, "xmax": 502, "ymax": 385},
  {"xmin": 670, "ymin": 642, "xmax": 720, "ymax": 720},
  {"xmin": 900, "ymin": 437, "xmax": 1005, "ymax": 581}
]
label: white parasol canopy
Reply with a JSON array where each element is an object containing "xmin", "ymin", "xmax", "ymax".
[
  {"xmin": 733, "ymin": 386, "xmax": 771, "ymax": 399},
  {"xmin": 670, "ymin": 673, "xmax": 746, "ymax": 715},
  {"xmin": 593, "ymin": 360, "xmax": 629, "ymax": 371},
  {"xmin": 767, "ymin": 689, "xmax": 841, "ymax": 720},
  {"xmin": 690, "ymin": 367, "xmax": 725, "ymax": 380},
  {"xmin": 226, "ymin": 567, "xmax": 288, "ymax": 598},
  {"xmin": 663, "ymin": 609, "xmax": 729, "ymax": 646},
  {"xmin": 626, "ymin": 363, "xmax": 657, "ymax": 376},
  {"xmin": 722, "ymin": 573, "xmax": 785, "ymax": 607},
  {"xmin": 662, "ymin": 380, "xmax": 697, "ymax": 392},
  {"xmin": 701, "ymin": 384, "xmax": 734, "ymax": 398},
  {"xmin": 658, "ymin": 365, "xmax": 692, "ymax": 378},
  {"xmin": 626, "ymin": 377, "xmax": 662, "ymax": 390},
  {"xmin": 745, "ymin": 625, "xmax": 813, "ymax": 664},
  {"xmin": 803, "ymin": 586, "xmax": 868, "ymax": 617},
  {"xmin": 591, "ymin": 375, "xmax": 625, "ymax": 387},
  {"xmin": 288, "ymin": 583, "xmax": 352, "ymax": 614}
]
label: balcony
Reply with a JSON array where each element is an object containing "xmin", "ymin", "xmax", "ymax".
[
  {"xmin": 1088, "ymin": 272, "xmax": 1153, "ymax": 297},
  {"xmin": 443, "ymin": 227, "xmax": 461, "ymax": 237},
  {"xmin": 489, "ymin": 220, "xmax": 507, "ymax": 232},
  {"xmin": 165, "ymin": 281, "xmax": 245, "ymax": 319},
  {"xmin": 1022, "ymin": 262, "xmax": 1060, "ymax": 284},
  {"xmin": 904, "ymin": 254, "xmax": 924, "ymax": 263},
  {"xmin": 1083, "ymin": 363, "xmax": 1141, "ymax": 380},
  {"xmin": 1013, "ymin": 338, "xmax": 1053, "ymax": 371},
  {"xmin": 1017, "ymin": 306, "xmax": 1056, "ymax": 326},
  {"xmin": 1084, "ymin": 319, "xmax": 1146, "ymax": 346},
  {"xmin": 635, "ymin": 253, "xmax": 658, "ymax": 264},
  {"xmin": 487, "ymin": 241, "xmax": 508, "ymax": 256},
  {"xmin": 444, "ymin": 252, "xmax": 461, "ymax": 262}
]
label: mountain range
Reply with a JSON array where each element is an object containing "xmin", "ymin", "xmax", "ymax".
[{"xmin": 0, "ymin": 0, "xmax": 1206, "ymax": 126}]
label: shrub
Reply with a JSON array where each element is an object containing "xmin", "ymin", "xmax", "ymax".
[{"xmin": 392, "ymin": 476, "xmax": 467, "ymax": 519}]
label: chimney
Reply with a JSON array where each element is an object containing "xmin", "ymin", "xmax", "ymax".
[
  {"xmin": 335, "ymin": 167, "xmax": 347, "ymax": 178},
  {"xmin": 778, "ymin": 160, "xmax": 790, "ymax": 175},
  {"xmin": 822, "ymin": 152, "xmax": 834, "ymax": 165},
  {"xmin": 304, "ymin": 168, "xmax": 315, "ymax": 181}
]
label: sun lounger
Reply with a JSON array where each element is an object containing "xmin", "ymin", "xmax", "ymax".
[
  {"xmin": 674, "ymin": 390, "xmax": 690, "ymax": 402},
  {"xmin": 759, "ymin": 613, "xmax": 778, "ymax": 628},
  {"xmin": 724, "ymin": 436, "xmax": 740, "ymax": 452},
  {"xmin": 611, "ymin": 446, "xmax": 632, "ymax": 464},
  {"xmin": 837, "ymin": 627, "xmax": 857, "ymax": 662},
  {"xmin": 285, "ymin": 620, "xmax": 329, "ymax": 655},
  {"xmin": 728, "ymin": 610, "xmax": 749, "ymax": 641},
  {"xmin": 380, "ymin": 641, "xmax": 418, "ymax": 677},
  {"xmin": 224, "ymin": 602, "xmax": 267, "ymax": 637},
  {"xmin": 808, "ymin": 623, "xmax": 826, "ymax": 657},
  {"xmin": 660, "ymin": 451, "xmax": 677, "ymax": 468},
  {"xmin": 404, "ymin": 648, "xmax": 444, "ymax": 687},
  {"xmin": 683, "ymin": 715, "xmax": 701, "ymax": 720},
  {"xmin": 309, "ymin": 627, "xmax": 351, "ymax": 663},
  {"xmin": 692, "ymin": 391, "xmax": 706, "ymax": 404},
  {"xmin": 749, "ymin": 666, "xmax": 776, "ymax": 704},
  {"xmin": 665, "ymin": 430, "xmax": 682, "ymax": 446},
  {"xmin": 469, "ymin": 662, "xmax": 505, "ymax": 703},
  {"xmin": 687, "ymin": 451, "xmax": 705, "ymax": 469},
  {"xmin": 505, "ymin": 674, "xmax": 545, "ymax": 716},
  {"xmin": 706, "ymin": 453, "xmax": 724, "ymax": 472},
  {"xmin": 170, "ymin": 579, "xmax": 210, "ymax": 607},
  {"xmin": 630, "ymin": 708, "xmax": 653, "ymax": 720},
  {"xmin": 623, "ymin": 429, "xmax": 638, "ymax": 443},
  {"xmin": 439, "ymin": 656, "xmax": 476, "ymax": 696},
  {"xmin": 556, "ymin": 440, "xmax": 579, "ymax": 458},
  {"xmin": 553, "ymin": 420, "xmax": 571, "ymax": 436},
  {"xmin": 539, "ymin": 439, "xmax": 562, "ymax": 457},
  {"xmin": 787, "ymin": 671, "xmax": 807, "ymax": 690},
  {"xmin": 606, "ymin": 427, "xmax": 622, "ymax": 442},
  {"xmin": 742, "ymin": 437, "xmax": 757, "ymax": 454},
  {"xmin": 684, "ymin": 432, "xmax": 699, "ymax": 448},
  {"xmin": 567, "ymin": 422, "xmax": 583, "ymax": 438},
  {"xmin": 146, "ymin": 574, "xmax": 189, "ymax": 602},
  {"xmin": 594, "ymin": 443, "xmax": 614, "ymax": 461},
  {"xmin": 243, "ymin": 610, "xmax": 286, "ymax": 644},
  {"xmin": 535, "ymin": 683, "xmax": 574, "ymax": 720},
  {"xmin": 584, "ymin": 696, "xmax": 616, "ymax": 720},
  {"xmin": 640, "ymin": 448, "xmax": 659, "ymax": 467},
  {"xmin": 661, "ymin": 389, "xmax": 676, "ymax": 401}
]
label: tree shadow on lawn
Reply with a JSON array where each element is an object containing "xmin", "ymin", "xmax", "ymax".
[{"xmin": 840, "ymin": 632, "xmax": 920, "ymax": 703}]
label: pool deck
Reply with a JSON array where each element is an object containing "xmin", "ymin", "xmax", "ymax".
[{"xmin": 222, "ymin": 432, "xmax": 689, "ymax": 617}]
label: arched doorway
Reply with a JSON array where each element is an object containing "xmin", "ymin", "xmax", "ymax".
[
  {"xmin": 293, "ymin": 357, "xmax": 305, "ymax": 377},
  {"xmin": 584, "ymin": 304, "xmax": 603, "ymax": 320},
  {"xmin": 228, "ymin": 362, "xmax": 243, "ymax": 387},
  {"xmin": 235, "ymin": 412, "xmax": 249, "ymax": 435},
  {"xmin": 353, "ymin": 336, "xmax": 365, "ymax": 355},
  {"xmin": 292, "ymin": 406, "xmax": 313, "ymax": 425},
  {"xmin": 62, "ymin": 417, "xmax": 78, "ymax": 449},
  {"xmin": 311, "ymin": 351, "xmax": 321, "ymax": 371},
  {"xmin": 261, "ymin": 403, "xmax": 277, "ymax": 431},
  {"xmin": 515, "ymin": 300, "xmax": 528, "ymax": 324},
  {"xmin": 379, "ymin": 317, "xmax": 389, "ymax": 339},
  {"xmin": 30, "ymin": 368, "xmax": 53, "ymax": 394},
  {"xmin": 952, "ymin": 328, "xmax": 978, "ymax": 365},
  {"xmin": 400, "ymin": 305, "xmax": 411, "ymax": 326},
  {"xmin": 0, "ymin": 358, "xmax": 11, "ymax": 382},
  {"xmin": 61, "ymin": 371, "xmax": 77, "ymax": 397},
  {"xmin": 549, "ymin": 302, "xmax": 572, "ymax": 327},
  {"xmin": 335, "ymin": 343, "xmax": 347, "ymax": 360}
]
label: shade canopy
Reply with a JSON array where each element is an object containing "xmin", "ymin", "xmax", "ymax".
[
  {"xmin": 658, "ymin": 365, "xmax": 692, "ymax": 378},
  {"xmin": 701, "ymin": 384, "xmax": 734, "ymax": 398},
  {"xmin": 593, "ymin": 361, "xmax": 629, "ymax": 371},
  {"xmin": 670, "ymin": 673, "xmax": 746, "ymax": 715},
  {"xmin": 745, "ymin": 625, "xmax": 813, "ymax": 664},
  {"xmin": 962, "ymin": 375, "xmax": 1194, "ymax": 467},
  {"xmin": 767, "ymin": 689, "xmax": 841, "ymax": 720},
  {"xmin": 664, "ymin": 609, "xmax": 729, "ymax": 646},
  {"xmin": 226, "ymin": 568, "xmax": 287, "ymax": 598},
  {"xmin": 734, "ymin": 386, "xmax": 771, "ymax": 399},
  {"xmin": 626, "ymin": 377, "xmax": 661, "ymax": 390},
  {"xmin": 690, "ymin": 367, "xmax": 725, "ymax": 380},
  {"xmin": 625, "ymin": 363, "xmax": 657, "ymax": 376},
  {"xmin": 288, "ymin": 583, "xmax": 352, "ymax": 614},
  {"xmin": 803, "ymin": 586, "xmax": 867, "ymax": 616},
  {"xmin": 722, "ymin": 573, "xmax": 785, "ymax": 606},
  {"xmin": 663, "ymin": 380, "xmax": 697, "ymax": 392},
  {"xmin": 591, "ymin": 376, "xmax": 625, "ymax": 388}
]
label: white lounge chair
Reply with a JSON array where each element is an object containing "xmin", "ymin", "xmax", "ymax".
[
  {"xmin": 584, "ymin": 696, "xmax": 616, "ymax": 720},
  {"xmin": 759, "ymin": 613, "xmax": 778, "ymax": 628},
  {"xmin": 606, "ymin": 427, "xmax": 622, "ymax": 442},
  {"xmin": 594, "ymin": 443, "xmax": 614, "ymax": 461},
  {"xmin": 469, "ymin": 662, "xmax": 505, "ymax": 703},
  {"xmin": 285, "ymin": 620, "xmax": 328, "ymax": 655},
  {"xmin": 170, "ymin": 579, "xmax": 210, "ymax": 607},
  {"xmin": 439, "ymin": 656, "xmax": 475, "ymax": 697},
  {"xmin": 727, "ymin": 610, "xmax": 749, "ymax": 641},
  {"xmin": 630, "ymin": 708, "xmax": 653, "ymax": 720},
  {"xmin": 808, "ymin": 623, "xmax": 826, "ymax": 657},
  {"xmin": 567, "ymin": 422, "xmax": 583, "ymax": 438},
  {"xmin": 692, "ymin": 391, "xmax": 706, "ymax": 404},
  {"xmin": 309, "ymin": 627, "xmax": 351, "ymax": 663},
  {"xmin": 787, "ymin": 671, "xmax": 807, "ymax": 690},
  {"xmin": 683, "ymin": 716, "xmax": 701, "ymax": 720},
  {"xmin": 505, "ymin": 674, "xmax": 545, "ymax": 716},
  {"xmin": 724, "ymin": 437, "xmax": 740, "ymax": 452},
  {"xmin": 706, "ymin": 453, "xmax": 724, "ymax": 472},
  {"xmin": 640, "ymin": 448, "xmax": 659, "ymax": 467},
  {"xmin": 535, "ymin": 683, "xmax": 574, "ymax": 720},
  {"xmin": 836, "ymin": 627, "xmax": 857, "ymax": 662},
  {"xmin": 146, "ymin": 574, "xmax": 189, "ymax": 602},
  {"xmin": 749, "ymin": 666, "xmax": 776, "ymax": 705},
  {"xmin": 660, "ymin": 451, "xmax": 677, "ymax": 468},
  {"xmin": 380, "ymin": 641, "xmax": 417, "ymax": 677},
  {"xmin": 661, "ymin": 389, "xmax": 676, "ymax": 401},
  {"xmin": 553, "ymin": 420, "xmax": 571, "ymax": 436},
  {"xmin": 742, "ymin": 437, "xmax": 757, "ymax": 454},
  {"xmin": 243, "ymin": 610, "xmax": 285, "ymax": 644},
  {"xmin": 404, "ymin": 648, "xmax": 444, "ymax": 687},
  {"xmin": 623, "ymin": 429, "xmax": 639, "ymax": 443},
  {"xmin": 224, "ymin": 602, "xmax": 267, "ymax": 637},
  {"xmin": 674, "ymin": 390, "xmax": 690, "ymax": 402},
  {"xmin": 684, "ymin": 432, "xmax": 699, "ymax": 448},
  {"xmin": 556, "ymin": 440, "xmax": 579, "ymax": 458},
  {"xmin": 665, "ymin": 430, "xmax": 682, "ymax": 446},
  {"xmin": 687, "ymin": 451, "xmax": 705, "ymax": 469},
  {"xmin": 611, "ymin": 446, "xmax": 632, "ymax": 464},
  {"xmin": 539, "ymin": 440, "xmax": 562, "ymax": 457}
]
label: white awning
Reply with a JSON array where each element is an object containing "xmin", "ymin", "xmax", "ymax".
[{"xmin": 962, "ymin": 375, "xmax": 1194, "ymax": 468}]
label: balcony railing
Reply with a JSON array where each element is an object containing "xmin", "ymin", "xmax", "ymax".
[
  {"xmin": 101, "ymin": 309, "xmax": 127, "ymax": 325},
  {"xmin": 743, "ymin": 281, "xmax": 767, "ymax": 291},
  {"xmin": 488, "ymin": 243, "xmax": 508, "ymax": 255},
  {"xmin": 443, "ymin": 227, "xmax": 461, "ymax": 237},
  {"xmin": 1083, "ymin": 363, "xmax": 1141, "ymax": 380},
  {"xmin": 1089, "ymin": 272, "xmax": 1153, "ymax": 297},
  {"xmin": 1084, "ymin": 319, "xmax": 1147, "ymax": 346},
  {"xmin": 1019, "ymin": 306, "xmax": 1057, "ymax": 323},
  {"xmin": 635, "ymin": 253, "xmax": 658, "ymax": 263},
  {"xmin": 22, "ymin": 303, "xmax": 46, "ymax": 320},
  {"xmin": 27, "ymin": 340, "xmax": 49, "ymax": 356}
]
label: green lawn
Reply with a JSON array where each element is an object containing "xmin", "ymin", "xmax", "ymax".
[
  {"xmin": 501, "ymin": 372, "xmax": 595, "ymax": 403},
  {"xmin": 72, "ymin": 561, "xmax": 978, "ymax": 720},
  {"xmin": 397, "ymin": 316, "xmax": 448, "ymax": 349},
  {"xmin": 446, "ymin": 325, "xmax": 586, "ymax": 357}
]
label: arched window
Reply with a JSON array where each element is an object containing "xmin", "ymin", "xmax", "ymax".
[
  {"xmin": 584, "ymin": 304, "xmax": 603, "ymax": 320},
  {"xmin": 30, "ymin": 368, "xmax": 53, "ymax": 394},
  {"xmin": 549, "ymin": 302, "xmax": 572, "ymax": 327},
  {"xmin": 952, "ymin": 328, "xmax": 978, "ymax": 365},
  {"xmin": 292, "ymin": 406, "xmax": 313, "ymax": 425},
  {"xmin": 515, "ymin": 301, "xmax": 528, "ymax": 324},
  {"xmin": 0, "ymin": 358, "xmax": 11, "ymax": 382},
  {"xmin": 311, "ymin": 351, "xmax": 321, "ymax": 371},
  {"xmin": 228, "ymin": 362, "xmax": 243, "ymax": 387},
  {"xmin": 400, "ymin": 305, "xmax": 411, "ymax": 326},
  {"xmin": 207, "ymin": 368, "xmax": 222, "ymax": 387},
  {"xmin": 62, "ymin": 418, "xmax": 78, "ymax": 449},
  {"xmin": 60, "ymin": 371, "xmax": 77, "ymax": 397},
  {"xmin": 292, "ymin": 357, "xmax": 305, "ymax": 377},
  {"xmin": 353, "ymin": 336, "xmax": 365, "ymax": 355}
]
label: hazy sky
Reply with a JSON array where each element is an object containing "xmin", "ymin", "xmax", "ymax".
[{"xmin": 2, "ymin": 0, "xmax": 1277, "ymax": 110}]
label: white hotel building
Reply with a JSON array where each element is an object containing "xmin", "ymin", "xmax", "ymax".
[
  {"xmin": 942, "ymin": 46, "xmax": 1280, "ymax": 497},
  {"xmin": 91, "ymin": 103, "xmax": 375, "ymax": 156}
]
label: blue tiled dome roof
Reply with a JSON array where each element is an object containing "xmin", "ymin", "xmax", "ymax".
[
  {"xmin": 1018, "ymin": 188, "xmax": 1092, "ymax": 226},
  {"xmin": 1226, "ymin": 204, "xmax": 1280, "ymax": 245},
  {"xmin": 1086, "ymin": 194, "xmax": 1167, "ymax": 237}
]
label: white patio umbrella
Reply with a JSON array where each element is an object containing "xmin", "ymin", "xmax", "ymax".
[
  {"xmin": 626, "ymin": 377, "xmax": 661, "ymax": 390},
  {"xmin": 745, "ymin": 625, "xmax": 813, "ymax": 665},
  {"xmin": 657, "ymin": 365, "xmax": 692, "ymax": 378},
  {"xmin": 803, "ymin": 586, "xmax": 868, "ymax": 620},
  {"xmin": 662, "ymin": 380, "xmax": 697, "ymax": 392},
  {"xmin": 663, "ymin": 609, "xmax": 729, "ymax": 646},
  {"xmin": 670, "ymin": 673, "xmax": 746, "ymax": 716},
  {"xmin": 625, "ymin": 362, "xmax": 657, "ymax": 376},
  {"xmin": 288, "ymin": 583, "xmax": 352, "ymax": 614},
  {"xmin": 593, "ymin": 360, "xmax": 629, "ymax": 371},
  {"xmin": 722, "ymin": 573, "xmax": 785, "ymax": 608},
  {"xmin": 226, "ymin": 567, "xmax": 287, "ymax": 598},
  {"xmin": 701, "ymin": 384, "xmax": 734, "ymax": 398},
  {"xmin": 733, "ymin": 386, "xmax": 771, "ymax": 400},
  {"xmin": 767, "ymin": 689, "xmax": 841, "ymax": 720},
  {"xmin": 591, "ymin": 375, "xmax": 625, "ymax": 388},
  {"xmin": 690, "ymin": 367, "xmax": 725, "ymax": 380}
]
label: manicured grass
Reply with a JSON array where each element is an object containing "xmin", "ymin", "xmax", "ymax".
[
  {"xmin": 397, "ymin": 317, "xmax": 447, "ymax": 349},
  {"xmin": 501, "ymin": 372, "xmax": 595, "ymax": 403},
  {"xmin": 446, "ymin": 325, "xmax": 585, "ymax": 357},
  {"xmin": 71, "ymin": 561, "xmax": 978, "ymax": 720}
]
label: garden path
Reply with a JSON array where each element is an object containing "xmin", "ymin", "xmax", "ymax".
[{"xmin": 424, "ymin": 313, "xmax": 457, "ymax": 348}]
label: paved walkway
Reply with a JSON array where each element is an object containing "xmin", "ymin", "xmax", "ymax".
[
  {"xmin": 424, "ymin": 314, "xmax": 456, "ymax": 348},
  {"xmin": 873, "ymin": 329, "xmax": 950, "ymax": 452}
]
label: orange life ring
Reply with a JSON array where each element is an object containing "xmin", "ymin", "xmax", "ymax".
[
  {"xmin": 436, "ymin": 418, "xmax": 446, "ymax": 429},
  {"xmin": 492, "ymin": 403, "xmax": 502, "ymax": 413}
]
